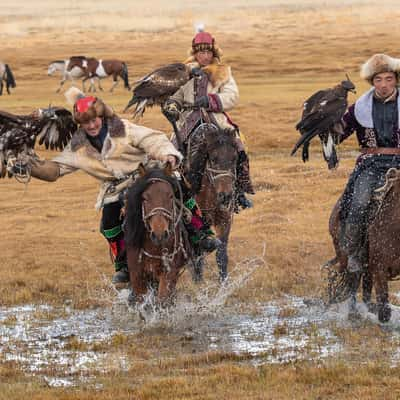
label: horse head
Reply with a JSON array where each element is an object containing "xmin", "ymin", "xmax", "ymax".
[
  {"xmin": 202, "ymin": 126, "xmax": 238, "ymax": 211},
  {"xmin": 135, "ymin": 162, "xmax": 176, "ymax": 246}
]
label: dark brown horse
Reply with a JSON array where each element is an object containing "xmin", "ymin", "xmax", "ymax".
[
  {"xmin": 0, "ymin": 62, "xmax": 16, "ymax": 95},
  {"xmin": 67, "ymin": 56, "xmax": 130, "ymax": 92},
  {"xmin": 186, "ymin": 124, "xmax": 238, "ymax": 282},
  {"xmin": 124, "ymin": 162, "xmax": 187, "ymax": 305},
  {"xmin": 328, "ymin": 168, "xmax": 400, "ymax": 322}
]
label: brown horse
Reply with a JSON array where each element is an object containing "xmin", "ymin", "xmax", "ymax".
[
  {"xmin": 328, "ymin": 168, "xmax": 400, "ymax": 322},
  {"xmin": 0, "ymin": 62, "xmax": 16, "ymax": 95},
  {"xmin": 186, "ymin": 124, "xmax": 238, "ymax": 282},
  {"xmin": 124, "ymin": 162, "xmax": 187, "ymax": 305},
  {"xmin": 67, "ymin": 56, "xmax": 130, "ymax": 92}
]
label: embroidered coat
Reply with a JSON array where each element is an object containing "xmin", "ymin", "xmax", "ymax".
[{"xmin": 52, "ymin": 115, "xmax": 182, "ymax": 208}]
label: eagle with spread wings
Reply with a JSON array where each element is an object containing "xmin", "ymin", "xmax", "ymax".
[
  {"xmin": 291, "ymin": 78, "xmax": 356, "ymax": 169},
  {"xmin": 124, "ymin": 63, "xmax": 191, "ymax": 118},
  {"xmin": 0, "ymin": 107, "xmax": 76, "ymax": 178}
]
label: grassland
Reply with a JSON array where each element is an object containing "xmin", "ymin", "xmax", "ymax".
[{"xmin": 1, "ymin": 1, "xmax": 400, "ymax": 398}]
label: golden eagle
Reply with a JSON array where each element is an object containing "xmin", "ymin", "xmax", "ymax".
[
  {"xmin": 124, "ymin": 63, "xmax": 191, "ymax": 118},
  {"xmin": 291, "ymin": 78, "xmax": 356, "ymax": 169},
  {"xmin": 0, "ymin": 107, "xmax": 76, "ymax": 178}
]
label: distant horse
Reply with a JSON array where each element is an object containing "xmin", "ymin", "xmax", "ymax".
[
  {"xmin": 66, "ymin": 57, "xmax": 130, "ymax": 93},
  {"xmin": 125, "ymin": 162, "xmax": 188, "ymax": 305},
  {"xmin": 186, "ymin": 124, "xmax": 238, "ymax": 282},
  {"xmin": 47, "ymin": 58, "xmax": 99, "ymax": 93},
  {"xmin": 0, "ymin": 62, "xmax": 16, "ymax": 95},
  {"xmin": 328, "ymin": 168, "xmax": 400, "ymax": 323}
]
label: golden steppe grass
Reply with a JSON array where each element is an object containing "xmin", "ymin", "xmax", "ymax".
[{"xmin": 2, "ymin": 1, "xmax": 400, "ymax": 398}]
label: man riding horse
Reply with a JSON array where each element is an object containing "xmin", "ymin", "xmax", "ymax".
[
  {"xmin": 338, "ymin": 54, "xmax": 400, "ymax": 273},
  {"xmin": 14, "ymin": 88, "xmax": 219, "ymax": 285},
  {"xmin": 162, "ymin": 30, "xmax": 255, "ymax": 211}
]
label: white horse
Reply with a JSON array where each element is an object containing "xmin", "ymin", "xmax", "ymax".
[
  {"xmin": 0, "ymin": 62, "xmax": 16, "ymax": 95},
  {"xmin": 47, "ymin": 59, "xmax": 99, "ymax": 93}
]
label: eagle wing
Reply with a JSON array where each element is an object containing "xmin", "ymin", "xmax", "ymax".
[
  {"xmin": 124, "ymin": 63, "xmax": 191, "ymax": 118},
  {"xmin": 292, "ymin": 87, "xmax": 348, "ymax": 160},
  {"xmin": 0, "ymin": 107, "xmax": 76, "ymax": 178}
]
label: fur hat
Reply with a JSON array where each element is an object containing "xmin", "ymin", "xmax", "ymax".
[
  {"xmin": 189, "ymin": 31, "xmax": 222, "ymax": 60},
  {"xmin": 360, "ymin": 54, "xmax": 400, "ymax": 84},
  {"xmin": 64, "ymin": 87, "xmax": 114, "ymax": 124}
]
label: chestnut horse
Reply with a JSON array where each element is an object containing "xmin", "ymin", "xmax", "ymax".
[
  {"xmin": 328, "ymin": 168, "xmax": 400, "ymax": 323},
  {"xmin": 186, "ymin": 124, "xmax": 238, "ymax": 282},
  {"xmin": 66, "ymin": 56, "xmax": 130, "ymax": 93},
  {"xmin": 0, "ymin": 62, "xmax": 16, "ymax": 95},
  {"xmin": 125, "ymin": 162, "xmax": 188, "ymax": 305}
]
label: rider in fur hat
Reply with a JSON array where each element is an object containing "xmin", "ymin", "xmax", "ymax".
[
  {"xmin": 163, "ymin": 30, "xmax": 255, "ymax": 211},
  {"xmin": 17, "ymin": 88, "xmax": 219, "ymax": 285},
  {"xmin": 338, "ymin": 53, "xmax": 400, "ymax": 273}
]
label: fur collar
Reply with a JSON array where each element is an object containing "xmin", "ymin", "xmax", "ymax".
[
  {"xmin": 354, "ymin": 87, "xmax": 400, "ymax": 128},
  {"xmin": 184, "ymin": 57, "xmax": 231, "ymax": 88},
  {"xmin": 70, "ymin": 116, "xmax": 126, "ymax": 152}
]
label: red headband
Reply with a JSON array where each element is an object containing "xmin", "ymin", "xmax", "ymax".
[{"xmin": 75, "ymin": 96, "xmax": 96, "ymax": 113}]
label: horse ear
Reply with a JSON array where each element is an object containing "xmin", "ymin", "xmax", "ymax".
[
  {"xmin": 164, "ymin": 161, "xmax": 173, "ymax": 176},
  {"xmin": 138, "ymin": 163, "xmax": 146, "ymax": 177}
]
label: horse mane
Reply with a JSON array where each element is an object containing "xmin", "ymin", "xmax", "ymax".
[
  {"xmin": 124, "ymin": 165, "xmax": 178, "ymax": 248},
  {"xmin": 206, "ymin": 128, "xmax": 237, "ymax": 150}
]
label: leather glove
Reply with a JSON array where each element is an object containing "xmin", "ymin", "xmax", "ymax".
[
  {"xmin": 162, "ymin": 102, "xmax": 180, "ymax": 123},
  {"xmin": 193, "ymin": 95, "xmax": 209, "ymax": 109}
]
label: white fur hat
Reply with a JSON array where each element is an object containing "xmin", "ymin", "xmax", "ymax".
[{"xmin": 360, "ymin": 53, "xmax": 400, "ymax": 83}]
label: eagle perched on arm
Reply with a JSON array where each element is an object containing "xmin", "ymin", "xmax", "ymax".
[
  {"xmin": 124, "ymin": 63, "xmax": 191, "ymax": 118},
  {"xmin": 291, "ymin": 78, "xmax": 356, "ymax": 169},
  {"xmin": 0, "ymin": 107, "xmax": 76, "ymax": 178}
]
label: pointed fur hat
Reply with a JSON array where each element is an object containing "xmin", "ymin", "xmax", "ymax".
[{"xmin": 360, "ymin": 53, "xmax": 400, "ymax": 84}]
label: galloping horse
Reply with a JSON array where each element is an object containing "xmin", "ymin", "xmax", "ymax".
[
  {"xmin": 186, "ymin": 124, "xmax": 238, "ymax": 282},
  {"xmin": 66, "ymin": 57, "xmax": 130, "ymax": 93},
  {"xmin": 47, "ymin": 58, "xmax": 99, "ymax": 93},
  {"xmin": 328, "ymin": 168, "xmax": 400, "ymax": 323},
  {"xmin": 0, "ymin": 62, "xmax": 16, "ymax": 95},
  {"xmin": 125, "ymin": 162, "xmax": 187, "ymax": 305}
]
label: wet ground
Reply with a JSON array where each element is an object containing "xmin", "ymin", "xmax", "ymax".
[{"xmin": 2, "ymin": 267, "xmax": 400, "ymax": 388}]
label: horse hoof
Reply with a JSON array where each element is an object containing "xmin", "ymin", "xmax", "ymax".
[
  {"xmin": 378, "ymin": 304, "xmax": 391, "ymax": 323},
  {"xmin": 127, "ymin": 289, "xmax": 136, "ymax": 307}
]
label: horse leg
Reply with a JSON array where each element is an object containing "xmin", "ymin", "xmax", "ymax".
[
  {"xmin": 126, "ymin": 247, "xmax": 148, "ymax": 303},
  {"xmin": 192, "ymin": 256, "xmax": 204, "ymax": 283},
  {"xmin": 0, "ymin": 81, "xmax": 3, "ymax": 96},
  {"xmin": 374, "ymin": 268, "xmax": 391, "ymax": 323},
  {"xmin": 362, "ymin": 268, "xmax": 374, "ymax": 311},
  {"xmin": 158, "ymin": 271, "xmax": 178, "ymax": 306},
  {"xmin": 97, "ymin": 77, "xmax": 104, "ymax": 92},
  {"xmin": 89, "ymin": 78, "xmax": 96, "ymax": 93},
  {"xmin": 56, "ymin": 78, "xmax": 65, "ymax": 93},
  {"xmin": 6, "ymin": 82, "xmax": 10, "ymax": 95},
  {"xmin": 110, "ymin": 75, "xmax": 118, "ymax": 93},
  {"xmin": 215, "ymin": 222, "xmax": 231, "ymax": 283}
]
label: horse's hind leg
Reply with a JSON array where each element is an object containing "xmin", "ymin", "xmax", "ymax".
[
  {"xmin": 6, "ymin": 83, "xmax": 10, "ymax": 95},
  {"xmin": 362, "ymin": 269, "xmax": 374, "ymax": 311},
  {"xmin": 192, "ymin": 256, "xmax": 204, "ymax": 283},
  {"xmin": 0, "ymin": 81, "xmax": 3, "ymax": 96},
  {"xmin": 374, "ymin": 268, "xmax": 391, "ymax": 323},
  {"xmin": 97, "ymin": 77, "xmax": 104, "ymax": 92}
]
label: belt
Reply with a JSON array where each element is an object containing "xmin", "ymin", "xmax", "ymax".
[{"xmin": 360, "ymin": 147, "xmax": 400, "ymax": 155}]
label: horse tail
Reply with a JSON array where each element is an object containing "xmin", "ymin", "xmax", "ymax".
[
  {"xmin": 121, "ymin": 62, "xmax": 131, "ymax": 90},
  {"xmin": 5, "ymin": 64, "xmax": 16, "ymax": 88}
]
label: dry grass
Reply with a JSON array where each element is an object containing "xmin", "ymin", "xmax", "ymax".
[{"xmin": 1, "ymin": 1, "xmax": 400, "ymax": 398}]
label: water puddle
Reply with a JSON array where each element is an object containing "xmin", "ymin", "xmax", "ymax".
[{"xmin": 2, "ymin": 256, "xmax": 400, "ymax": 387}]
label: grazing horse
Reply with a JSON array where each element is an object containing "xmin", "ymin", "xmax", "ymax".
[
  {"xmin": 47, "ymin": 59, "xmax": 98, "ymax": 93},
  {"xmin": 328, "ymin": 168, "xmax": 400, "ymax": 322},
  {"xmin": 66, "ymin": 57, "xmax": 130, "ymax": 93},
  {"xmin": 125, "ymin": 162, "xmax": 187, "ymax": 305},
  {"xmin": 186, "ymin": 124, "xmax": 238, "ymax": 282},
  {"xmin": 0, "ymin": 62, "xmax": 16, "ymax": 95}
]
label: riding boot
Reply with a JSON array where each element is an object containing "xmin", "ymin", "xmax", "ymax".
[
  {"xmin": 344, "ymin": 223, "xmax": 363, "ymax": 273},
  {"xmin": 235, "ymin": 151, "xmax": 255, "ymax": 212},
  {"xmin": 101, "ymin": 225, "xmax": 130, "ymax": 284},
  {"xmin": 184, "ymin": 197, "xmax": 221, "ymax": 255}
]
